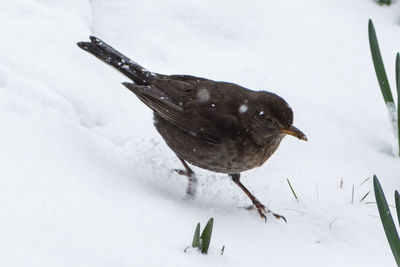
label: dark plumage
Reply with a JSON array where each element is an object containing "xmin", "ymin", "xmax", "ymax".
[{"xmin": 77, "ymin": 36, "xmax": 307, "ymax": 221}]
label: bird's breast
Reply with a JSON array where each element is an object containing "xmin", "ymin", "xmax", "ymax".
[{"xmin": 154, "ymin": 114, "xmax": 284, "ymax": 174}]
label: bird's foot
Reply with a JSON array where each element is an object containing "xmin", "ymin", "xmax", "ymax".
[
  {"xmin": 175, "ymin": 169, "xmax": 197, "ymax": 198},
  {"xmin": 246, "ymin": 202, "xmax": 287, "ymax": 223},
  {"xmin": 175, "ymin": 169, "xmax": 192, "ymax": 176},
  {"xmin": 183, "ymin": 192, "xmax": 195, "ymax": 200}
]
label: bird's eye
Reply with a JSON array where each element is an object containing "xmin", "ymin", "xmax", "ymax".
[{"xmin": 265, "ymin": 118, "xmax": 278, "ymax": 126}]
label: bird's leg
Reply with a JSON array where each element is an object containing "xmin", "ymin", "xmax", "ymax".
[
  {"xmin": 175, "ymin": 158, "xmax": 197, "ymax": 197},
  {"xmin": 229, "ymin": 173, "xmax": 286, "ymax": 222}
]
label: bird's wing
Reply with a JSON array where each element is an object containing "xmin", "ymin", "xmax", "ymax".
[
  {"xmin": 123, "ymin": 80, "xmax": 242, "ymax": 144},
  {"xmin": 123, "ymin": 82, "xmax": 184, "ymax": 126}
]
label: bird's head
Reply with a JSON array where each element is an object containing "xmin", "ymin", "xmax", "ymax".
[{"xmin": 247, "ymin": 92, "xmax": 307, "ymax": 146}]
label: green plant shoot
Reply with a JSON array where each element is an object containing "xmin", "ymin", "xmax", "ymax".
[
  {"xmin": 368, "ymin": 19, "xmax": 399, "ymax": 155},
  {"xmin": 373, "ymin": 175, "xmax": 400, "ymax": 266},
  {"xmin": 192, "ymin": 223, "xmax": 200, "ymax": 248},
  {"xmin": 200, "ymin": 218, "xmax": 213, "ymax": 254},
  {"xmin": 369, "ymin": 19, "xmax": 394, "ymax": 105},
  {"xmin": 378, "ymin": 0, "xmax": 391, "ymax": 5},
  {"xmin": 191, "ymin": 218, "xmax": 214, "ymax": 254},
  {"xmin": 396, "ymin": 53, "xmax": 400, "ymax": 155}
]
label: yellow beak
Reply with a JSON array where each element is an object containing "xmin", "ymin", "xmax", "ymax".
[{"xmin": 280, "ymin": 126, "xmax": 308, "ymax": 141}]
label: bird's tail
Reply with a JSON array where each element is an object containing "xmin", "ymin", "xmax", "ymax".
[{"xmin": 77, "ymin": 36, "xmax": 154, "ymax": 85}]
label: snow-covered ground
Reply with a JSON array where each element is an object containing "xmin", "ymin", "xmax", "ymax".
[{"xmin": 1, "ymin": 0, "xmax": 400, "ymax": 266}]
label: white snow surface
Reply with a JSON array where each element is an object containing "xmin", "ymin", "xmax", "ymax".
[{"xmin": 1, "ymin": 0, "xmax": 400, "ymax": 266}]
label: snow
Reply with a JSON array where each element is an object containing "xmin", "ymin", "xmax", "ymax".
[
  {"xmin": 1, "ymin": 0, "xmax": 400, "ymax": 266},
  {"xmin": 238, "ymin": 104, "xmax": 248, "ymax": 113},
  {"xmin": 196, "ymin": 88, "xmax": 210, "ymax": 103}
]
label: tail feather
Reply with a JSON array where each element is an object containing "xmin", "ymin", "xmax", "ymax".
[{"xmin": 77, "ymin": 36, "xmax": 154, "ymax": 85}]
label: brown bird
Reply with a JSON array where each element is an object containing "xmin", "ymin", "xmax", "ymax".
[{"xmin": 77, "ymin": 36, "xmax": 307, "ymax": 221}]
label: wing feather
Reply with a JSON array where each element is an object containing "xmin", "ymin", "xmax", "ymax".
[{"xmin": 123, "ymin": 79, "xmax": 243, "ymax": 144}]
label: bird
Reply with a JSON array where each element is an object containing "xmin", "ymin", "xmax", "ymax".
[{"xmin": 77, "ymin": 36, "xmax": 307, "ymax": 222}]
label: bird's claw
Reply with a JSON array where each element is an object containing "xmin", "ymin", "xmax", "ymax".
[
  {"xmin": 245, "ymin": 204, "xmax": 287, "ymax": 223},
  {"xmin": 182, "ymin": 192, "xmax": 195, "ymax": 200},
  {"xmin": 175, "ymin": 169, "xmax": 197, "ymax": 198},
  {"xmin": 175, "ymin": 169, "xmax": 191, "ymax": 176},
  {"xmin": 272, "ymin": 212, "xmax": 287, "ymax": 223}
]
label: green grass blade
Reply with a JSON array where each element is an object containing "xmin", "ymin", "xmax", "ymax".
[
  {"xmin": 395, "ymin": 190, "xmax": 400, "ymax": 228},
  {"xmin": 287, "ymin": 178, "xmax": 299, "ymax": 201},
  {"xmin": 396, "ymin": 53, "xmax": 400, "ymax": 156},
  {"xmin": 192, "ymin": 223, "xmax": 200, "ymax": 248},
  {"xmin": 368, "ymin": 19, "xmax": 394, "ymax": 105},
  {"xmin": 396, "ymin": 53, "xmax": 399, "ymax": 91},
  {"xmin": 378, "ymin": 0, "xmax": 391, "ymax": 5},
  {"xmin": 200, "ymin": 218, "xmax": 213, "ymax": 254},
  {"xmin": 373, "ymin": 175, "xmax": 400, "ymax": 265},
  {"xmin": 360, "ymin": 191, "xmax": 371, "ymax": 203}
]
